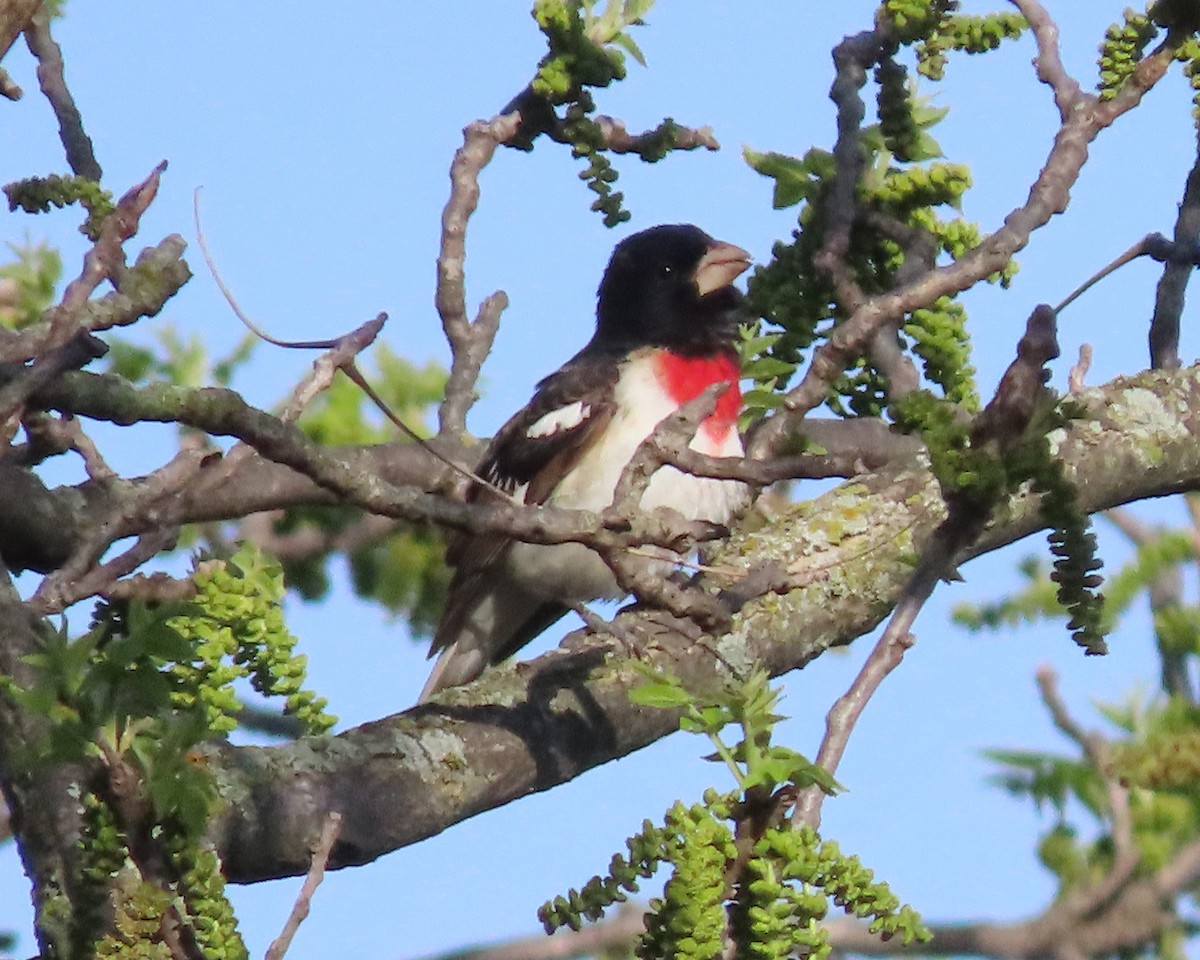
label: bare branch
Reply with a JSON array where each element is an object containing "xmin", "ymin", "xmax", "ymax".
[
  {"xmin": 791, "ymin": 617, "xmax": 917, "ymax": 830},
  {"xmin": 1067, "ymin": 343, "xmax": 1092, "ymax": 394},
  {"xmin": 0, "ymin": 64, "xmax": 21, "ymax": 100},
  {"xmin": 0, "ymin": 0, "xmax": 39, "ymax": 64},
  {"xmin": 1149, "ymin": 137, "xmax": 1200, "ymax": 369},
  {"xmin": 197, "ymin": 360, "xmax": 1200, "ymax": 882},
  {"xmin": 436, "ymin": 113, "xmax": 520, "ymax": 437},
  {"xmin": 0, "ymin": 234, "xmax": 191, "ymax": 365},
  {"xmin": 587, "ymin": 114, "xmax": 719, "ymax": 154},
  {"xmin": 1010, "ymin": 0, "xmax": 1081, "ymax": 119},
  {"xmin": 0, "ymin": 162, "xmax": 167, "ymax": 430},
  {"xmin": 265, "ymin": 812, "xmax": 343, "ymax": 960},
  {"xmin": 28, "ymin": 441, "xmax": 208, "ymax": 613},
  {"xmin": 811, "ymin": 28, "xmax": 884, "ymax": 314},
  {"xmin": 23, "ymin": 7, "xmax": 101, "ymax": 180},
  {"xmin": 749, "ymin": 29, "xmax": 1176, "ymax": 459}
]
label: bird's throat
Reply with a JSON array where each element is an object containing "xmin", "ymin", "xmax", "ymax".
[{"xmin": 654, "ymin": 350, "xmax": 741, "ymax": 442}]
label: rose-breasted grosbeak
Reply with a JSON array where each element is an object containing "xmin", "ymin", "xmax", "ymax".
[{"xmin": 419, "ymin": 224, "xmax": 751, "ymax": 701}]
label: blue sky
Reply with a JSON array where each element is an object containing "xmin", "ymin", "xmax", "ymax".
[{"xmin": 3, "ymin": 2, "xmax": 1199, "ymax": 957}]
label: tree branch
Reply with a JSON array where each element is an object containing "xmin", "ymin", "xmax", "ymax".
[
  {"xmin": 748, "ymin": 14, "xmax": 1175, "ymax": 459},
  {"xmin": 23, "ymin": 7, "xmax": 101, "ymax": 180},
  {"xmin": 201, "ymin": 363, "xmax": 1200, "ymax": 882},
  {"xmin": 436, "ymin": 113, "xmax": 520, "ymax": 438},
  {"xmin": 1149, "ymin": 136, "xmax": 1200, "ymax": 369}
]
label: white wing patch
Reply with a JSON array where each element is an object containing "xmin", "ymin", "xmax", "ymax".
[{"xmin": 526, "ymin": 400, "xmax": 591, "ymax": 439}]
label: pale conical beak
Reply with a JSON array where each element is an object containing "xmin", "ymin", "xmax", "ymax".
[{"xmin": 692, "ymin": 240, "xmax": 752, "ymax": 297}]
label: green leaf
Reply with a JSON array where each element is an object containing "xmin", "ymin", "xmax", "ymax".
[
  {"xmin": 743, "ymin": 146, "xmax": 831, "ymax": 209},
  {"xmin": 629, "ymin": 682, "xmax": 693, "ymax": 709},
  {"xmin": 610, "ymin": 31, "xmax": 646, "ymax": 66}
]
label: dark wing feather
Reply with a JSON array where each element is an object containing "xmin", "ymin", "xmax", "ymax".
[
  {"xmin": 431, "ymin": 351, "xmax": 618, "ymax": 658},
  {"xmin": 481, "ymin": 350, "xmax": 619, "ymax": 500}
]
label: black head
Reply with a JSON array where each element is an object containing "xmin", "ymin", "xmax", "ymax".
[{"xmin": 593, "ymin": 224, "xmax": 751, "ymax": 355}]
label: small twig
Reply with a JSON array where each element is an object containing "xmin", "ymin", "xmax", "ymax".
[
  {"xmin": 340, "ymin": 359, "xmax": 513, "ymax": 502},
  {"xmin": 610, "ymin": 383, "xmax": 724, "ymax": 514},
  {"xmin": 17, "ymin": 411, "xmax": 115, "ymax": 478},
  {"xmin": 811, "ymin": 28, "xmax": 886, "ymax": 315},
  {"xmin": 791, "ymin": 598, "xmax": 921, "ymax": 830},
  {"xmin": 28, "ymin": 439, "xmax": 207, "ymax": 614},
  {"xmin": 1053, "ymin": 235, "xmax": 1164, "ymax": 315},
  {"xmin": 23, "ymin": 8, "xmax": 102, "ymax": 181},
  {"xmin": 570, "ymin": 601, "xmax": 644, "ymax": 654},
  {"xmin": 194, "ymin": 189, "xmax": 344, "ymax": 352},
  {"xmin": 1067, "ymin": 343, "xmax": 1092, "ymax": 394},
  {"xmin": 1150, "ymin": 138, "xmax": 1200, "ymax": 369},
  {"xmin": 0, "ymin": 65, "xmax": 21, "ymax": 100},
  {"xmin": 585, "ymin": 115, "xmax": 719, "ymax": 154},
  {"xmin": 1010, "ymin": 0, "xmax": 1082, "ymax": 120},
  {"xmin": 236, "ymin": 510, "xmax": 399, "ymax": 564},
  {"xmin": 435, "ymin": 113, "xmax": 521, "ymax": 437},
  {"xmin": 196, "ymin": 190, "xmax": 506, "ymax": 498},
  {"xmin": 265, "ymin": 811, "xmax": 343, "ymax": 960},
  {"xmin": 103, "ymin": 569, "xmax": 203, "ymax": 604},
  {"xmin": 0, "ymin": 162, "xmax": 166, "ymax": 432}
]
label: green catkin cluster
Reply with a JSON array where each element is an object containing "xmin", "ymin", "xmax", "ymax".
[
  {"xmin": 875, "ymin": 56, "xmax": 922, "ymax": 163},
  {"xmin": 3, "ymin": 173, "xmax": 115, "ymax": 239},
  {"xmin": 543, "ymin": 801, "xmax": 929, "ymax": 959},
  {"xmin": 757, "ymin": 827, "xmax": 927, "ymax": 943},
  {"xmin": 530, "ymin": 0, "xmax": 641, "ymax": 226},
  {"xmin": 167, "ymin": 840, "xmax": 248, "ymax": 960},
  {"xmin": 76, "ymin": 790, "xmax": 130, "ymax": 956},
  {"xmin": 639, "ymin": 803, "xmax": 735, "ymax": 960},
  {"xmin": 915, "ymin": 13, "xmax": 1028, "ymax": 79},
  {"xmin": 879, "ymin": 0, "xmax": 958, "ymax": 45},
  {"xmin": 899, "ymin": 388, "xmax": 1106, "ymax": 655},
  {"xmin": 1177, "ymin": 36, "xmax": 1200, "ymax": 124},
  {"xmin": 562, "ymin": 95, "xmax": 630, "ymax": 227},
  {"xmin": 538, "ymin": 818, "xmax": 670, "ymax": 931},
  {"xmin": 892, "ymin": 390, "xmax": 980, "ymax": 496},
  {"xmin": 746, "ymin": 143, "xmax": 989, "ymax": 416},
  {"xmin": 1030, "ymin": 456, "xmax": 1107, "ymax": 656},
  {"xmin": 531, "ymin": 0, "xmax": 626, "ymax": 101},
  {"xmin": 545, "ymin": 675, "xmax": 928, "ymax": 956},
  {"xmin": 170, "ymin": 547, "xmax": 335, "ymax": 735},
  {"xmin": 873, "ymin": 162, "xmax": 971, "ymax": 211},
  {"xmin": 903, "ymin": 298, "xmax": 978, "ymax": 408},
  {"xmin": 737, "ymin": 857, "xmax": 822, "ymax": 960},
  {"xmin": 1098, "ymin": 9, "xmax": 1158, "ymax": 99}
]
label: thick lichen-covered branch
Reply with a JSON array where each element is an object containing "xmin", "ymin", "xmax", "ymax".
[{"xmin": 202, "ymin": 364, "xmax": 1200, "ymax": 882}]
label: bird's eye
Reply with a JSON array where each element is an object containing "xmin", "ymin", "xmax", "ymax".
[{"xmin": 660, "ymin": 264, "xmax": 673, "ymax": 277}]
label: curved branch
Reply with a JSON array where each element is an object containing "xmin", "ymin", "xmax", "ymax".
[
  {"xmin": 24, "ymin": 8, "xmax": 101, "ymax": 180},
  {"xmin": 436, "ymin": 114, "xmax": 520, "ymax": 438}
]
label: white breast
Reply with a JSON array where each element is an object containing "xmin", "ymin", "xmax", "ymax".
[
  {"xmin": 550, "ymin": 354, "xmax": 748, "ymax": 522},
  {"xmin": 504, "ymin": 355, "xmax": 748, "ymax": 604}
]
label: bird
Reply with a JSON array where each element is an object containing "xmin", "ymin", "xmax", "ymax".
[{"xmin": 419, "ymin": 224, "xmax": 752, "ymax": 702}]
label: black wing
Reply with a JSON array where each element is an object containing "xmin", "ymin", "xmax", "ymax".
[{"xmin": 431, "ymin": 350, "xmax": 619, "ymax": 658}]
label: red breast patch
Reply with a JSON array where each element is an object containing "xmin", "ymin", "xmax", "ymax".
[{"xmin": 654, "ymin": 351, "xmax": 741, "ymax": 442}]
